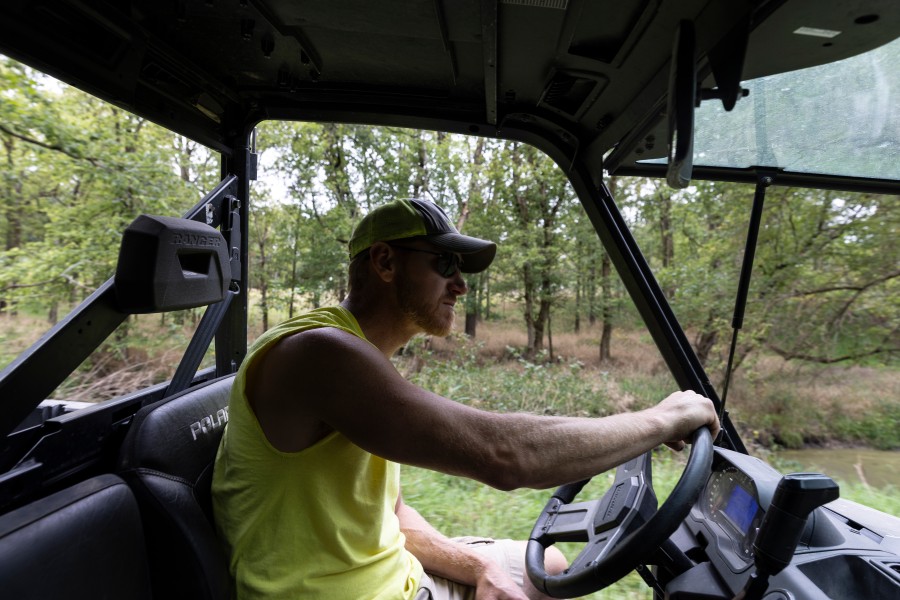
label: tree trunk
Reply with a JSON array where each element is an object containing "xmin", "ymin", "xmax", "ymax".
[
  {"xmin": 574, "ymin": 274, "xmax": 581, "ymax": 333},
  {"xmin": 464, "ymin": 274, "xmax": 478, "ymax": 337},
  {"xmin": 694, "ymin": 318, "xmax": 719, "ymax": 365},
  {"xmin": 599, "ymin": 251, "xmax": 613, "ymax": 362},
  {"xmin": 259, "ymin": 282, "xmax": 269, "ymax": 332},
  {"xmin": 658, "ymin": 187, "xmax": 675, "ymax": 297},
  {"xmin": 534, "ymin": 268, "xmax": 553, "ymax": 354},
  {"xmin": 465, "ymin": 312, "xmax": 477, "ymax": 337},
  {"xmin": 483, "ymin": 272, "xmax": 491, "ymax": 321},
  {"xmin": 523, "ymin": 263, "xmax": 536, "ymax": 355},
  {"xmin": 337, "ymin": 270, "xmax": 347, "ymax": 304},
  {"xmin": 547, "ymin": 312, "xmax": 554, "ymax": 362},
  {"xmin": 413, "ymin": 130, "xmax": 428, "ymax": 197}
]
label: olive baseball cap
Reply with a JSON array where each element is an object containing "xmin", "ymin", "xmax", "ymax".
[{"xmin": 348, "ymin": 199, "xmax": 497, "ymax": 273}]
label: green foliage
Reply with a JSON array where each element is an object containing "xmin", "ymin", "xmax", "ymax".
[
  {"xmin": 832, "ymin": 401, "xmax": 900, "ymax": 450},
  {"xmin": 620, "ymin": 176, "xmax": 899, "ymax": 373},
  {"xmin": 402, "ymin": 335, "xmax": 610, "ymax": 417},
  {"xmin": 1, "ymin": 53, "xmax": 896, "ymax": 440},
  {"xmin": 617, "ymin": 374, "xmax": 677, "ymax": 412},
  {"xmin": 1, "ymin": 57, "xmax": 217, "ymax": 320},
  {"xmin": 727, "ymin": 369, "xmax": 900, "ymax": 451}
]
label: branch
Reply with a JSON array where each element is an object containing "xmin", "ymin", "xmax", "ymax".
[
  {"xmin": 0, "ymin": 124, "xmax": 101, "ymax": 167},
  {"xmin": 1, "ymin": 263, "xmax": 89, "ymax": 294},
  {"xmin": 792, "ymin": 270, "xmax": 900, "ymax": 297},
  {"xmin": 57, "ymin": 271, "xmax": 93, "ymax": 291},
  {"xmin": 766, "ymin": 342, "xmax": 899, "ymax": 364},
  {"xmin": 1, "ymin": 278, "xmax": 59, "ymax": 292}
]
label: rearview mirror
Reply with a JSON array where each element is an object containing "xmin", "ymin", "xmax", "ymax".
[{"xmin": 666, "ymin": 21, "xmax": 696, "ymax": 189}]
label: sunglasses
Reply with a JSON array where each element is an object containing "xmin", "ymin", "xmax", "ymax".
[{"xmin": 389, "ymin": 245, "xmax": 463, "ymax": 277}]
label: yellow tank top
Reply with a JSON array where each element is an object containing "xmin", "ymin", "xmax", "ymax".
[{"xmin": 212, "ymin": 306, "xmax": 423, "ymax": 599}]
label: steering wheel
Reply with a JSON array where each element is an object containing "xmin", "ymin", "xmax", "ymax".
[{"xmin": 526, "ymin": 427, "xmax": 713, "ymax": 598}]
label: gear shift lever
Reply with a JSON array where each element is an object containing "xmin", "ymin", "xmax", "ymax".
[{"xmin": 735, "ymin": 473, "xmax": 839, "ymax": 600}]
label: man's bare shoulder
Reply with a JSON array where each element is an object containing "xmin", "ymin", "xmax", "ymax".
[
  {"xmin": 254, "ymin": 326, "xmax": 390, "ymax": 394},
  {"xmin": 268, "ymin": 326, "xmax": 380, "ymax": 366},
  {"xmin": 246, "ymin": 326, "xmax": 389, "ymax": 452}
]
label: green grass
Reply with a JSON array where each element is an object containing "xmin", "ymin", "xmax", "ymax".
[
  {"xmin": 839, "ymin": 484, "xmax": 900, "ymax": 516},
  {"xmin": 768, "ymin": 453, "xmax": 900, "ymax": 516},
  {"xmin": 403, "ymin": 341, "xmax": 612, "ymax": 418}
]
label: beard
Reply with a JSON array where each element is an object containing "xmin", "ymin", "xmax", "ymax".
[{"xmin": 396, "ymin": 269, "xmax": 455, "ymax": 337}]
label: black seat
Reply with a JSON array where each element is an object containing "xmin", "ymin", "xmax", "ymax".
[
  {"xmin": 0, "ymin": 474, "xmax": 153, "ymax": 600},
  {"xmin": 118, "ymin": 375, "xmax": 234, "ymax": 600}
]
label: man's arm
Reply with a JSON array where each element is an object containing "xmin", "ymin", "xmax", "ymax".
[
  {"xmin": 251, "ymin": 326, "xmax": 720, "ymax": 490},
  {"xmin": 396, "ymin": 495, "xmax": 529, "ymax": 599}
]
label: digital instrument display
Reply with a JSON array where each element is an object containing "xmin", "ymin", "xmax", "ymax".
[
  {"xmin": 703, "ymin": 466, "xmax": 764, "ymax": 563},
  {"xmin": 723, "ymin": 485, "xmax": 759, "ymax": 535}
]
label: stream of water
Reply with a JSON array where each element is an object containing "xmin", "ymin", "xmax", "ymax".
[{"xmin": 773, "ymin": 448, "xmax": 899, "ymax": 489}]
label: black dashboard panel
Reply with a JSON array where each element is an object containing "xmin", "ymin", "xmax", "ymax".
[{"xmin": 670, "ymin": 448, "xmax": 900, "ymax": 599}]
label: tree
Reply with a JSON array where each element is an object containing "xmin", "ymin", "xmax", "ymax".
[
  {"xmin": 491, "ymin": 144, "xmax": 574, "ymax": 358},
  {"xmin": 634, "ymin": 179, "xmax": 899, "ymax": 374},
  {"xmin": 0, "ymin": 59, "xmax": 215, "ymax": 321}
]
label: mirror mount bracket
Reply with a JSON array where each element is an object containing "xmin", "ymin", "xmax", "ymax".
[{"xmin": 706, "ymin": 16, "xmax": 751, "ymax": 111}]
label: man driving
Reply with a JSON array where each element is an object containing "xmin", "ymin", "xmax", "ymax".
[{"xmin": 212, "ymin": 198, "xmax": 720, "ymax": 599}]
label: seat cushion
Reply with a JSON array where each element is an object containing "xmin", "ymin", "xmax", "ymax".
[{"xmin": 0, "ymin": 474, "xmax": 152, "ymax": 600}]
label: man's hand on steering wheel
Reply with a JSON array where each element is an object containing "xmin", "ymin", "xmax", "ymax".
[
  {"xmin": 525, "ymin": 390, "xmax": 718, "ymax": 598},
  {"xmin": 656, "ymin": 390, "xmax": 721, "ymax": 451}
]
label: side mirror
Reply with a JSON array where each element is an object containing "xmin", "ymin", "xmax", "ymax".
[
  {"xmin": 666, "ymin": 21, "xmax": 696, "ymax": 189},
  {"xmin": 114, "ymin": 215, "xmax": 231, "ymax": 313}
]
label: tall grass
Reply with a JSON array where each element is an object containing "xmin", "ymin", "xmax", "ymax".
[{"xmin": 413, "ymin": 321, "xmax": 900, "ymax": 450}]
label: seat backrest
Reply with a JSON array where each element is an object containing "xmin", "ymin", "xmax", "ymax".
[
  {"xmin": 0, "ymin": 474, "xmax": 153, "ymax": 600},
  {"xmin": 118, "ymin": 375, "xmax": 234, "ymax": 600}
]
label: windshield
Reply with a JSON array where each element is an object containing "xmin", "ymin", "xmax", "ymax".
[{"xmin": 660, "ymin": 36, "xmax": 900, "ymax": 181}]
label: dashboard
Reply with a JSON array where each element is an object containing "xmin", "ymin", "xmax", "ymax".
[{"xmin": 666, "ymin": 448, "xmax": 900, "ymax": 599}]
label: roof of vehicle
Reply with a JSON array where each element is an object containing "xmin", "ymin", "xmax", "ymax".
[{"xmin": 1, "ymin": 0, "xmax": 898, "ymax": 191}]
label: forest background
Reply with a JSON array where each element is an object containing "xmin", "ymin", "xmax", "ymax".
[{"xmin": 1, "ymin": 54, "xmax": 898, "ymax": 596}]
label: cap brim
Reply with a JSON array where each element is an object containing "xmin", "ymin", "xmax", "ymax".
[{"xmin": 428, "ymin": 232, "xmax": 497, "ymax": 273}]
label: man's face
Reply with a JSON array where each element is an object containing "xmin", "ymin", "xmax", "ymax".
[{"xmin": 393, "ymin": 241, "xmax": 467, "ymax": 337}]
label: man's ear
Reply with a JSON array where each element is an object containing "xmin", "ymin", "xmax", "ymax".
[{"xmin": 368, "ymin": 242, "xmax": 398, "ymax": 282}]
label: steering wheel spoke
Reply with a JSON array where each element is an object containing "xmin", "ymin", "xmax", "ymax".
[
  {"xmin": 593, "ymin": 451, "xmax": 656, "ymax": 533},
  {"xmin": 541, "ymin": 499, "xmax": 595, "ymax": 543}
]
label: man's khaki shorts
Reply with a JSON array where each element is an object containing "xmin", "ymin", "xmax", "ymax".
[{"xmin": 414, "ymin": 537, "xmax": 526, "ymax": 600}]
